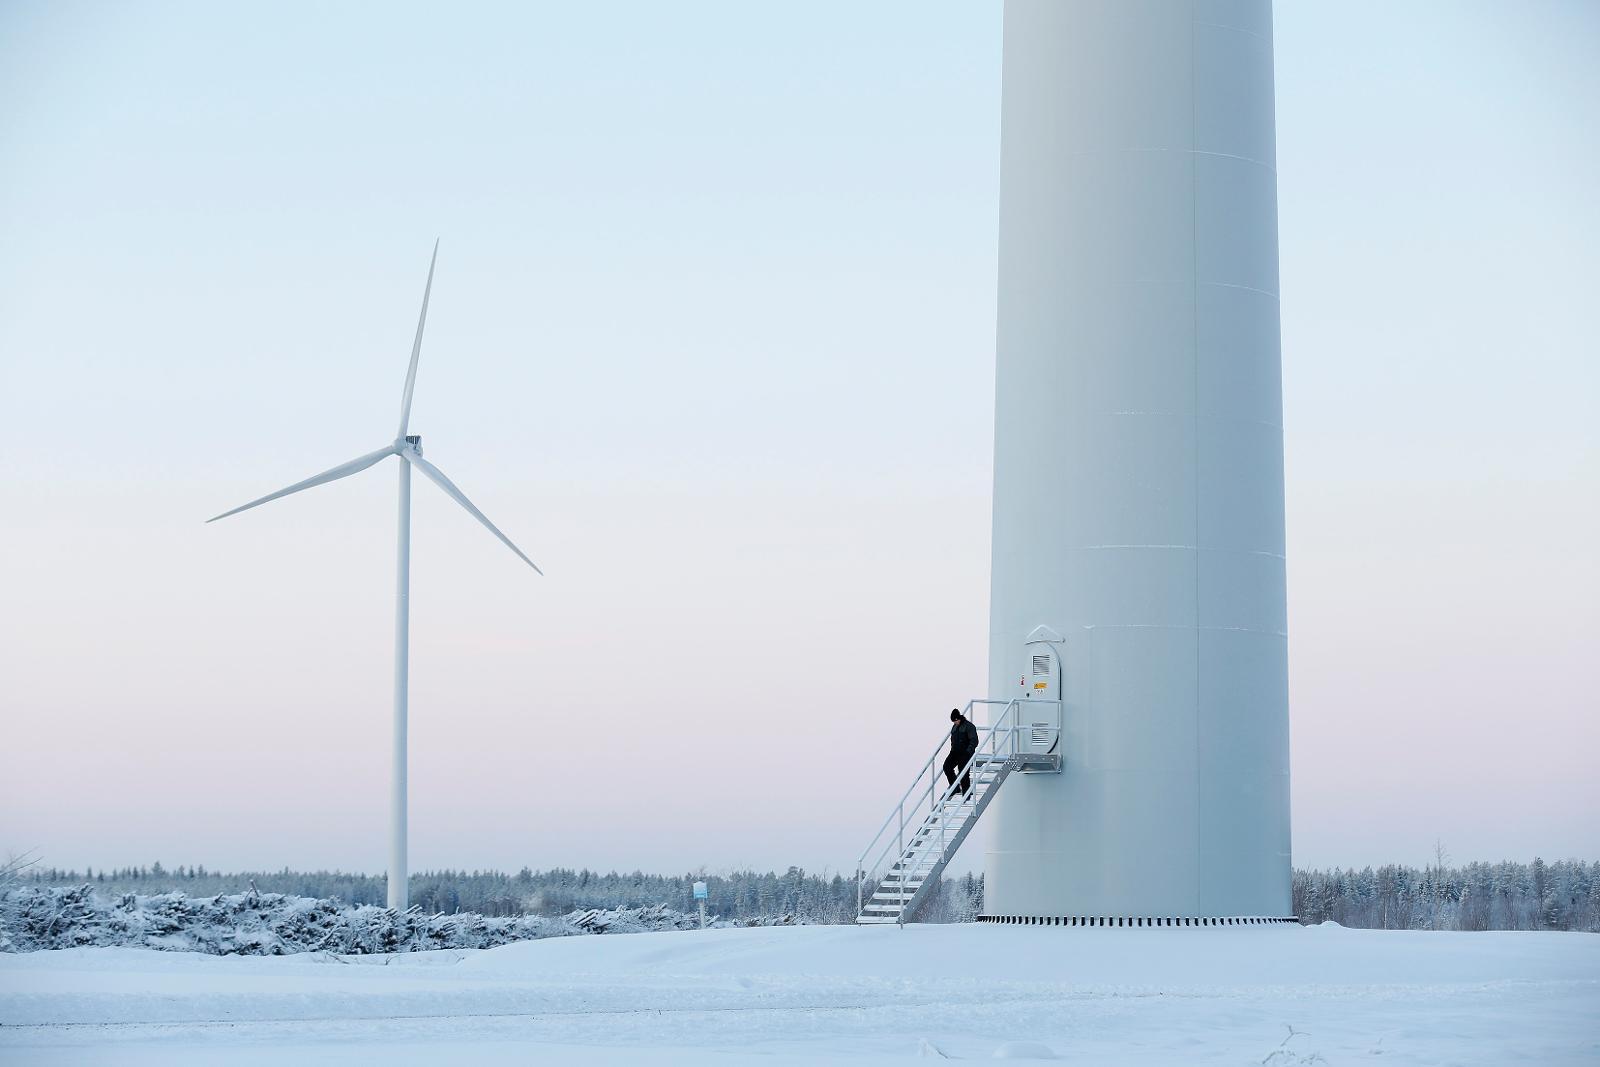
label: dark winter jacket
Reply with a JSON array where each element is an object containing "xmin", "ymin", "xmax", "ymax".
[{"xmin": 950, "ymin": 717, "xmax": 979, "ymax": 758}]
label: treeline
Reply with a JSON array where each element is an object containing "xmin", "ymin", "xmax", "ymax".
[
  {"xmin": 18, "ymin": 860, "xmax": 1596, "ymax": 930},
  {"xmin": 1293, "ymin": 858, "xmax": 1599, "ymax": 931},
  {"xmin": 13, "ymin": 863, "xmax": 932, "ymax": 924}
]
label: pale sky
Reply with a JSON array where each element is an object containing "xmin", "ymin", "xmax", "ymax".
[{"xmin": 2, "ymin": 1, "xmax": 1595, "ymax": 878}]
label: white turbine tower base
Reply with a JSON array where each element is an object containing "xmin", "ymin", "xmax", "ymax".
[
  {"xmin": 984, "ymin": 0, "xmax": 1291, "ymax": 920},
  {"xmin": 208, "ymin": 241, "xmax": 541, "ymax": 911}
]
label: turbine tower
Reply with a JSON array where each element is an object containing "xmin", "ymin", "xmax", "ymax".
[
  {"xmin": 208, "ymin": 242, "xmax": 540, "ymax": 910},
  {"xmin": 984, "ymin": 0, "xmax": 1291, "ymax": 921}
]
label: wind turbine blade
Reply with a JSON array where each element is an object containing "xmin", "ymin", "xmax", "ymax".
[
  {"xmin": 408, "ymin": 454, "xmax": 543, "ymax": 574},
  {"xmin": 206, "ymin": 445, "xmax": 397, "ymax": 523},
  {"xmin": 396, "ymin": 238, "xmax": 440, "ymax": 438}
]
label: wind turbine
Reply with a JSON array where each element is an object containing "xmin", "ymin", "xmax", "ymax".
[{"xmin": 207, "ymin": 241, "xmax": 540, "ymax": 910}]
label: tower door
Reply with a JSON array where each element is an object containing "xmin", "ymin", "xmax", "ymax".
[{"xmin": 1017, "ymin": 626, "xmax": 1063, "ymax": 761}]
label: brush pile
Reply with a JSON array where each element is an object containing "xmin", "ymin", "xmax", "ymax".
[{"xmin": 0, "ymin": 884, "xmax": 749, "ymax": 955}]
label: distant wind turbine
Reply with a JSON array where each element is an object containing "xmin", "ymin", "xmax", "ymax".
[{"xmin": 207, "ymin": 241, "xmax": 540, "ymax": 910}]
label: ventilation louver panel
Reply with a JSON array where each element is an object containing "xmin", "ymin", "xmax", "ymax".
[{"xmin": 1032, "ymin": 654, "xmax": 1050, "ymax": 676}]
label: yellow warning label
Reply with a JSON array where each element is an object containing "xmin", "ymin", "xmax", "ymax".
[{"xmin": 1033, "ymin": 682, "xmax": 1048, "ymax": 690}]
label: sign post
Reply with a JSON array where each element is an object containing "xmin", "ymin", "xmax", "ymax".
[{"xmin": 693, "ymin": 881, "xmax": 708, "ymax": 930}]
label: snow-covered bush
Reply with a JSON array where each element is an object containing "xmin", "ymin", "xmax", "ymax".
[
  {"xmin": 0, "ymin": 886, "xmax": 743, "ymax": 955},
  {"xmin": 0, "ymin": 852, "xmax": 42, "ymax": 952}
]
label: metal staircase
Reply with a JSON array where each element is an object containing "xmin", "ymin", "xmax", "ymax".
[{"xmin": 855, "ymin": 698, "xmax": 1062, "ymax": 925}]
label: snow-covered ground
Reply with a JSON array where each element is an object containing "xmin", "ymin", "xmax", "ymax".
[{"xmin": 2, "ymin": 923, "xmax": 1596, "ymax": 1064}]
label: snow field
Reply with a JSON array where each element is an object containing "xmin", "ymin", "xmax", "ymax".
[{"xmin": 2, "ymin": 922, "xmax": 1597, "ymax": 1064}]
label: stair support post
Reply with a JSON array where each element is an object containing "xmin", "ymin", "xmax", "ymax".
[
  {"xmin": 897, "ymin": 803, "xmax": 906, "ymax": 927},
  {"xmin": 939, "ymin": 792, "xmax": 947, "ymax": 878}
]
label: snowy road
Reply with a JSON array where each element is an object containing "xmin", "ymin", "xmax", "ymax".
[{"xmin": 2, "ymin": 923, "xmax": 1596, "ymax": 1064}]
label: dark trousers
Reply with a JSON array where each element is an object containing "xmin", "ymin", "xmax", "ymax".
[{"xmin": 942, "ymin": 750, "xmax": 973, "ymax": 796}]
